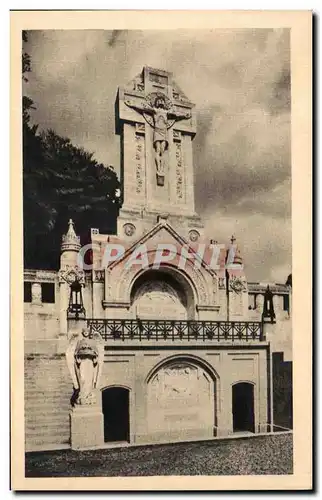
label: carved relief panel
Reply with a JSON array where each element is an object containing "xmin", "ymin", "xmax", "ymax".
[
  {"xmin": 132, "ymin": 280, "xmax": 187, "ymax": 320},
  {"xmin": 148, "ymin": 362, "xmax": 215, "ymax": 434},
  {"xmin": 134, "ymin": 124, "xmax": 146, "ymax": 199},
  {"xmin": 174, "ymin": 137, "xmax": 185, "ymax": 202},
  {"xmin": 229, "ymin": 276, "xmax": 247, "ymax": 317}
]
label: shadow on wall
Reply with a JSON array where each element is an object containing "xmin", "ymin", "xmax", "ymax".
[{"xmin": 272, "ymin": 352, "xmax": 293, "ymax": 430}]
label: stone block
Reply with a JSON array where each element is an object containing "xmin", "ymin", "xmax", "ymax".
[{"xmin": 70, "ymin": 406, "xmax": 104, "ymax": 449}]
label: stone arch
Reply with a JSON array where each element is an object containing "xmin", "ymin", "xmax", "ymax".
[
  {"xmin": 146, "ymin": 353, "xmax": 219, "ymax": 384},
  {"xmin": 114, "ymin": 255, "xmax": 212, "ymax": 309},
  {"xmin": 230, "ymin": 379, "xmax": 255, "ymax": 387},
  {"xmin": 129, "ymin": 265, "xmax": 197, "ymax": 319},
  {"xmin": 101, "ymin": 383, "xmax": 132, "ymax": 391},
  {"xmin": 146, "ymin": 354, "xmax": 218, "ymax": 439}
]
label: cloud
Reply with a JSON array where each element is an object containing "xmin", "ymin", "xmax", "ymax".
[
  {"xmin": 203, "ymin": 211, "xmax": 291, "ymax": 282},
  {"xmin": 23, "ymin": 28, "xmax": 291, "ymax": 282}
]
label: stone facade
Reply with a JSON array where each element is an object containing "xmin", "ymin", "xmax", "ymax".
[{"xmin": 24, "ymin": 67, "xmax": 292, "ymax": 451}]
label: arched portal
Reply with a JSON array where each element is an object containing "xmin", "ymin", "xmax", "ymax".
[
  {"xmin": 146, "ymin": 356, "xmax": 217, "ymax": 440},
  {"xmin": 130, "ymin": 268, "xmax": 195, "ymax": 320},
  {"xmin": 102, "ymin": 387, "xmax": 130, "ymax": 442},
  {"xmin": 232, "ymin": 382, "xmax": 255, "ymax": 433}
]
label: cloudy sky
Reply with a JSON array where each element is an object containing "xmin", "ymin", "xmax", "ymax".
[{"xmin": 23, "ymin": 29, "xmax": 291, "ymax": 283}]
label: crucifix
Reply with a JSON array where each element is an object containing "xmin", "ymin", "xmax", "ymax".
[{"xmin": 125, "ymin": 92, "xmax": 191, "ymax": 186}]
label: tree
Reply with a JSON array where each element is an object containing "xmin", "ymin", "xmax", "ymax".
[
  {"xmin": 23, "ymin": 32, "xmax": 120, "ymax": 270},
  {"xmin": 23, "ymin": 128, "xmax": 120, "ymax": 269}
]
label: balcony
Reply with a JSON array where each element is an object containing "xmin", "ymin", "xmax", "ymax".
[{"xmin": 86, "ymin": 319, "xmax": 265, "ymax": 344}]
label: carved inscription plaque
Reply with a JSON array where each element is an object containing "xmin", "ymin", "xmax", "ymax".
[
  {"xmin": 135, "ymin": 133, "xmax": 145, "ymax": 195},
  {"xmin": 148, "ymin": 363, "xmax": 215, "ymax": 433}
]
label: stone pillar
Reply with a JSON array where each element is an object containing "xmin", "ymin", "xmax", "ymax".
[
  {"xmin": 182, "ymin": 134, "xmax": 195, "ymax": 211},
  {"xmin": 258, "ymin": 352, "xmax": 269, "ymax": 433},
  {"xmin": 59, "ymin": 281, "xmax": 69, "ymax": 336},
  {"xmin": 256, "ymin": 294, "xmax": 264, "ymax": 313},
  {"xmin": 31, "ymin": 282, "xmax": 42, "ymax": 305},
  {"xmin": 216, "ymin": 353, "xmax": 232, "ymax": 437},
  {"xmin": 92, "ymin": 281, "xmax": 103, "ymax": 318},
  {"xmin": 70, "ymin": 399, "xmax": 104, "ymax": 450},
  {"xmin": 59, "ymin": 220, "xmax": 84, "ymax": 336},
  {"xmin": 133, "ymin": 353, "xmax": 147, "ymax": 444}
]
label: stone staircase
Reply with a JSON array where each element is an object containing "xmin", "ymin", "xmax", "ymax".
[{"xmin": 24, "ymin": 355, "xmax": 71, "ymax": 451}]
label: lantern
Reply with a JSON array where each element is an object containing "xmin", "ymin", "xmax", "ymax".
[
  {"xmin": 262, "ymin": 285, "xmax": 276, "ymax": 324},
  {"xmin": 67, "ymin": 278, "xmax": 86, "ymax": 320}
]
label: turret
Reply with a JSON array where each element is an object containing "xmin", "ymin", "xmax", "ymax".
[
  {"xmin": 60, "ymin": 219, "xmax": 81, "ymax": 269},
  {"xmin": 225, "ymin": 235, "xmax": 248, "ymax": 320},
  {"xmin": 58, "ymin": 219, "xmax": 84, "ymax": 336}
]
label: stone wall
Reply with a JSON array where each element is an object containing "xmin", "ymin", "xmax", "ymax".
[{"xmin": 100, "ymin": 346, "xmax": 269, "ymax": 446}]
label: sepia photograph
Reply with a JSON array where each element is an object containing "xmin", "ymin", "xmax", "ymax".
[{"xmin": 10, "ymin": 10, "xmax": 312, "ymax": 491}]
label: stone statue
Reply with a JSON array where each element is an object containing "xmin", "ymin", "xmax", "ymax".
[
  {"xmin": 125, "ymin": 92, "xmax": 191, "ymax": 185},
  {"xmin": 66, "ymin": 330, "xmax": 104, "ymax": 406}
]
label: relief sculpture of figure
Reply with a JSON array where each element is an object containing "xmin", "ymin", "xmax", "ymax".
[
  {"xmin": 66, "ymin": 330, "xmax": 104, "ymax": 406},
  {"xmin": 125, "ymin": 92, "xmax": 191, "ymax": 186}
]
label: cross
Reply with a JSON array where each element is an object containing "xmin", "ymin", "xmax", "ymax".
[{"xmin": 230, "ymin": 235, "xmax": 236, "ymax": 244}]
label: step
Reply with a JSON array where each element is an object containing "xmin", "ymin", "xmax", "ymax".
[
  {"xmin": 25, "ymin": 415, "xmax": 69, "ymax": 427},
  {"xmin": 25, "ymin": 437, "xmax": 70, "ymax": 448},
  {"xmin": 25, "ymin": 396, "xmax": 70, "ymax": 404},
  {"xmin": 25, "ymin": 409, "xmax": 70, "ymax": 419},
  {"xmin": 25, "ymin": 413, "xmax": 69, "ymax": 422},
  {"xmin": 25, "ymin": 442, "xmax": 70, "ymax": 452},
  {"xmin": 25, "ymin": 427, "xmax": 70, "ymax": 438},
  {"xmin": 24, "ymin": 388, "xmax": 71, "ymax": 395},
  {"xmin": 25, "ymin": 402, "xmax": 70, "ymax": 411},
  {"xmin": 25, "ymin": 393, "xmax": 71, "ymax": 399}
]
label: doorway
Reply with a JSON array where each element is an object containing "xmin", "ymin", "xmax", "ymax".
[
  {"xmin": 102, "ymin": 387, "xmax": 130, "ymax": 442},
  {"xmin": 232, "ymin": 382, "xmax": 255, "ymax": 433}
]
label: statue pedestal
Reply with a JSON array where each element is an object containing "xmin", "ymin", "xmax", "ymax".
[{"xmin": 70, "ymin": 404, "xmax": 104, "ymax": 449}]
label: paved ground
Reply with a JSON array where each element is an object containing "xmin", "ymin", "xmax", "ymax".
[{"xmin": 25, "ymin": 433, "xmax": 293, "ymax": 477}]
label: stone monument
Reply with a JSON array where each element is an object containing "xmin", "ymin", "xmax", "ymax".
[
  {"xmin": 66, "ymin": 330, "xmax": 104, "ymax": 449},
  {"xmin": 115, "ymin": 66, "xmax": 203, "ymax": 239}
]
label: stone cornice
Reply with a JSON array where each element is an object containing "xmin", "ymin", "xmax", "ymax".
[
  {"xmin": 247, "ymin": 283, "xmax": 290, "ymax": 294},
  {"xmin": 196, "ymin": 305, "xmax": 221, "ymax": 312},
  {"xmin": 24, "ymin": 269, "xmax": 57, "ymax": 282},
  {"xmin": 102, "ymin": 301, "xmax": 130, "ymax": 309}
]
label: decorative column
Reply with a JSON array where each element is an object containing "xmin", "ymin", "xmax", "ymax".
[
  {"xmin": 133, "ymin": 352, "xmax": 147, "ymax": 444},
  {"xmin": 31, "ymin": 282, "xmax": 42, "ymax": 305},
  {"xmin": 256, "ymin": 294, "xmax": 264, "ymax": 313},
  {"xmin": 225, "ymin": 236, "xmax": 248, "ymax": 321},
  {"xmin": 216, "ymin": 352, "xmax": 232, "ymax": 437}
]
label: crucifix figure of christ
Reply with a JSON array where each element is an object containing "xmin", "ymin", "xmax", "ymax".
[{"xmin": 125, "ymin": 93, "xmax": 191, "ymax": 186}]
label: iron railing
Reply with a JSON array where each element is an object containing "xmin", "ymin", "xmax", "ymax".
[{"xmin": 86, "ymin": 319, "xmax": 264, "ymax": 342}]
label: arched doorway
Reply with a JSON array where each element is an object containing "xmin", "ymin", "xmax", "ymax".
[
  {"xmin": 102, "ymin": 387, "xmax": 130, "ymax": 442},
  {"xmin": 232, "ymin": 382, "xmax": 255, "ymax": 433},
  {"xmin": 130, "ymin": 268, "xmax": 194, "ymax": 320}
]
